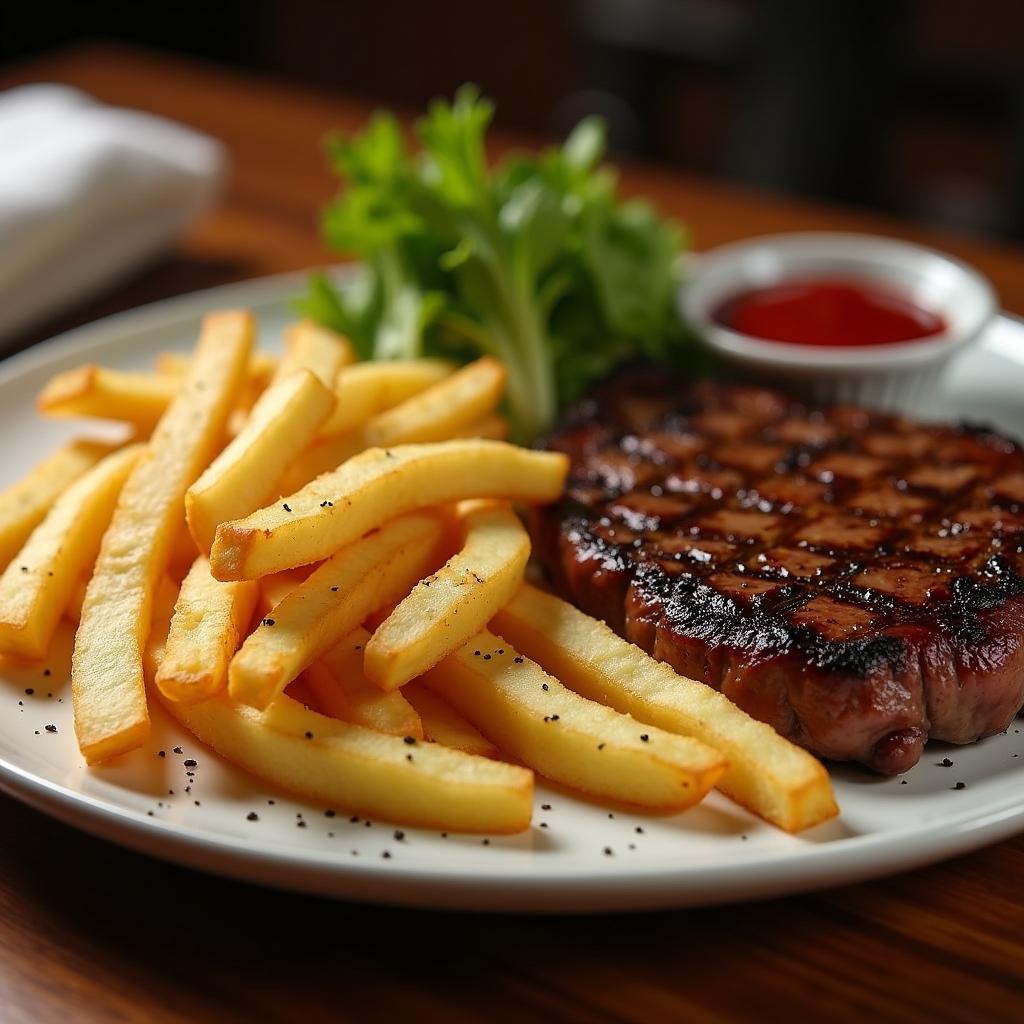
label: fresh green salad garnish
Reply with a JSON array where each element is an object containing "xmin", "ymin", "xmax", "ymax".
[{"xmin": 297, "ymin": 85, "xmax": 690, "ymax": 442}]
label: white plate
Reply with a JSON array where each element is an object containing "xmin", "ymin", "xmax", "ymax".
[{"xmin": 1, "ymin": 270, "xmax": 1023, "ymax": 913}]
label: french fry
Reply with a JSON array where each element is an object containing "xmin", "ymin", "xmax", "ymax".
[
  {"xmin": 157, "ymin": 690, "xmax": 533, "ymax": 833},
  {"xmin": 274, "ymin": 319, "xmax": 355, "ymax": 386},
  {"xmin": 228, "ymin": 512, "xmax": 446, "ymax": 710},
  {"xmin": 360, "ymin": 356, "xmax": 505, "ymax": 447},
  {"xmin": 364, "ymin": 502, "xmax": 530, "ymax": 690},
  {"xmin": 0, "ymin": 439, "xmax": 117, "ymax": 570},
  {"xmin": 37, "ymin": 366, "xmax": 179, "ymax": 433},
  {"xmin": 146, "ymin": 574, "xmax": 517, "ymax": 834},
  {"xmin": 451, "ymin": 413, "xmax": 509, "ymax": 441},
  {"xmin": 155, "ymin": 556, "xmax": 258, "ymax": 704},
  {"xmin": 318, "ymin": 359, "xmax": 453, "ymax": 438},
  {"xmin": 0, "ymin": 444, "xmax": 143, "ymax": 659},
  {"xmin": 423, "ymin": 630, "xmax": 726, "ymax": 810},
  {"xmin": 403, "ymin": 684, "xmax": 499, "ymax": 758},
  {"xmin": 158, "ymin": 350, "xmax": 279, "ymax": 440},
  {"xmin": 211, "ymin": 440, "xmax": 568, "ymax": 581},
  {"xmin": 185, "ymin": 369, "xmax": 335, "ymax": 554},
  {"xmin": 492, "ymin": 584, "xmax": 838, "ymax": 832},
  {"xmin": 257, "ymin": 568, "xmax": 311, "ymax": 618},
  {"xmin": 72, "ymin": 310, "xmax": 254, "ymax": 764},
  {"xmin": 155, "ymin": 350, "xmax": 277, "ymax": 385},
  {"xmin": 280, "ymin": 357, "xmax": 506, "ymax": 493},
  {"xmin": 303, "ymin": 628, "xmax": 424, "ymax": 738}
]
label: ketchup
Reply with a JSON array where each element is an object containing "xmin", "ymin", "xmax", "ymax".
[{"xmin": 714, "ymin": 277, "xmax": 946, "ymax": 347}]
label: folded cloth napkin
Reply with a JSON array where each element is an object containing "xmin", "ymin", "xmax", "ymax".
[{"xmin": 0, "ymin": 84, "xmax": 226, "ymax": 346}]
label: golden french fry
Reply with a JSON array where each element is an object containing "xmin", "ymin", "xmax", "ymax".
[
  {"xmin": 304, "ymin": 628, "xmax": 424, "ymax": 738},
  {"xmin": 361, "ymin": 357, "xmax": 506, "ymax": 447},
  {"xmin": 155, "ymin": 351, "xmax": 277, "ymax": 385},
  {"xmin": 228, "ymin": 512, "xmax": 446, "ymax": 710},
  {"xmin": 158, "ymin": 690, "xmax": 533, "ymax": 833},
  {"xmin": 274, "ymin": 319, "xmax": 355, "ymax": 386},
  {"xmin": 257, "ymin": 568, "xmax": 312, "ymax": 617},
  {"xmin": 37, "ymin": 366, "xmax": 179, "ymax": 433},
  {"xmin": 403, "ymin": 684, "xmax": 499, "ymax": 758},
  {"xmin": 423, "ymin": 629, "xmax": 726, "ymax": 810},
  {"xmin": 0, "ymin": 445, "xmax": 143, "ymax": 659},
  {"xmin": 281, "ymin": 357, "xmax": 506, "ymax": 493},
  {"xmin": 155, "ymin": 556, "xmax": 258, "ymax": 704},
  {"xmin": 211, "ymin": 440, "xmax": 568, "ymax": 581},
  {"xmin": 451, "ymin": 413, "xmax": 509, "ymax": 441},
  {"xmin": 493, "ymin": 584, "xmax": 838, "ymax": 832},
  {"xmin": 72, "ymin": 310, "xmax": 254, "ymax": 764},
  {"xmin": 364, "ymin": 502, "xmax": 530, "ymax": 691},
  {"xmin": 185, "ymin": 369, "xmax": 335, "ymax": 554},
  {"xmin": 318, "ymin": 359, "xmax": 453, "ymax": 438},
  {"xmin": 0, "ymin": 439, "xmax": 118, "ymax": 570},
  {"xmin": 152, "ymin": 351, "xmax": 278, "ymax": 441}
]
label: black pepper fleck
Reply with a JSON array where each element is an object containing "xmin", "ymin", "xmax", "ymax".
[
  {"xmin": 325, "ymin": 809, "xmax": 336, "ymax": 818},
  {"xmin": 483, "ymin": 654, "xmax": 491, "ymax": 660},
  {"xmin": 603, "ymin": 847, "xmax": 613, "ymax": 856},
  {"xmin": 954, "ymin": 781, "xmax": 967, "ymax": 790},
  {"xmin": 541, "ymin": 683, "xmax": 549, "ymax": 691},
  {"xmin": 282, "ymin": 503, "xmax": 292, "ymax": 512},
  {"xmin": 173, "ymin": 746, "xmax": 183, "ymax": 754},
  {"xmin": 297, "ymin": 820, "xmax": 307, "ymax": 828},
  {"xmin": 541, "ymin": 804, "xmax": 551, "ymax": 811},
  {"xmin": 635, "ymin": 826, "xmax": 644, "ymax": 834},
  {"xmin": 183, "ymin": 758, "xmax": 198, "ymax": 768},
  {"xmin": 304, "ymin": 731, "xmax": 314, "ymax": 739},
  {"xmin": 939, "ymin": 757, "xmax": 954, "ymax": 767},
  {"xmin": 640, "ymin": 734, "xmax": 649, "ymax": 742},
  {"xmin": 24, "ymin": 688, "xmax": 33, "ymax": 696},
  {"xmin": 43, "ymin": 668, "xmax": 51, "ymax": 677},
  {"xmin": 247, "ymin": 812, "xmax": 259, "ymax": 822},
  {"xmin": 403, "ymin": 736, "xmax": 416, "ymax": 745},
  {"xmin": 262, "ymin": 617, "xmax": 275, "ymax": 627},
  {"xmin": 381, "ymin": 850, "xmax": 391, "ymax": 859},
  {"xmin": 44, "ymin": 724, "xmax": 57, "ymax": 733},
  {"xmin": 394, "ymin": 830, "xmax": 405, "ymax": 841},
  {"xmin": 514, "ymin": 656, "xmax": 524, "ymax": 664},
  {"xmin": 482, "ymin": 838, "xmax": 490, "ymax": 846}
]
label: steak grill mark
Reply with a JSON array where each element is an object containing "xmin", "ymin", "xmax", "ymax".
[{"xmin": 538, "ymin": 377, "xmax": 1024, "ymax": 774}]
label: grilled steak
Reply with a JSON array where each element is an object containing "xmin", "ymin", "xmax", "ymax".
[{"xmin": 537, "ymin": 375, "xmax": 1024, "ymax": 774}]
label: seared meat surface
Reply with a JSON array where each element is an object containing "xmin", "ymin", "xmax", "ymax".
[{"xmin": 537, "ymin": 376, "xmax": 1024, "ymax": 773}]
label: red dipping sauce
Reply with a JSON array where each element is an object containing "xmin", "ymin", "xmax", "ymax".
[{"xmin": 714, "ymin": 277, "xmax": 946, "ymax": 347}]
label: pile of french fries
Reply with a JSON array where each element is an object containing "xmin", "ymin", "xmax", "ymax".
[{"xmin": 0, "ymin": 310, "xmax": 838, "ymax": 835}]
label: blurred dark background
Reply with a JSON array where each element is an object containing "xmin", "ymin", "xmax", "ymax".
[{"xmin": 4, "ymin": 0, "xmax": 1024, "ymax": 241}]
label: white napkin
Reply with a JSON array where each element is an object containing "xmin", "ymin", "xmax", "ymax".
[{"xmin": 0, "ymin": 84, "xmax": 226, "ymax": 345}]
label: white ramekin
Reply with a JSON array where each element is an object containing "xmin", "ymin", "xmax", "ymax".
[{"xmin": 679, "ymin": 232, "xmax": 998, "ymax": 412}]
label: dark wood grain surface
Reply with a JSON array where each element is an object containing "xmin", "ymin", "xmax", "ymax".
[{"xmin": 1, "ymin": 44, "xmax": 1022, "ymax": 1024}]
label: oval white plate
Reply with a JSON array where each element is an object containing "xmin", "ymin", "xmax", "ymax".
[{"xmin": 1, "ymin": 270, "xmax": 1023, "ymax": 913}]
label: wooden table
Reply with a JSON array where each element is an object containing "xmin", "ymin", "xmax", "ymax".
[{"xmin": 1, "ymin": 44, "xmax": 1022, "ymax": 1023}]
